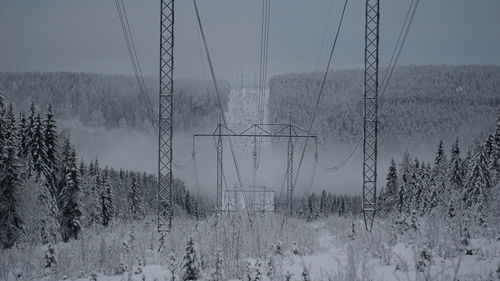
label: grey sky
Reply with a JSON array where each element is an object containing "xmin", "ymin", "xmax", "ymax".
[{"xmin": 1, "ymin": 0, "xmax": 499, "ymax": 85}]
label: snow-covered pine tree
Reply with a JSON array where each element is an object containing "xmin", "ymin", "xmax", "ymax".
[
  {"xmin": 0, "ymin": 132, "xmax": 23, "ymax": 249},
  {"xmin": 398, "ymin": 154, "xmax": 412, "ymax": 213},
  {"xmin": 384, "ymin": 158, "xmax": 398, "ymax": 212},
  {"xmin": 463, "ymin": 142, "xmax": 492, "ymax": 226},
  {"xmin": 100, "ymin": 168, "xmax": 114, "ymax": 226},
  {"xmin": 180, "ymin": 237, "xmax": 200, "ymax": 281},
  {"xmin": 419, "ymin": 163, "xmax": 435, "ymax": 214},
  {"xmin": 319, "ymin": 190, "xmax": 328, "ymax": 216},
  {"xmin": 30, "ymin": 112, "xmax": 48, "ymax": 180},
  {"xmin": 433, "ymin": 140, "xmax": 448, "ymax": 199},
  {"xmin": 484, "ymin": 133, "xmax": 494, "ymax": 160},
  {"xmin": 17, "ymin": 113, "xmax": 28, "ymax": 158},
  {"xmin": 411, "ymin": 162, "xmax": 424, "ymax": 213},
  {"xmin": 24, "ymin": 102, "xmax": 36, "ymax": 156},
  {"xmin": 492, "ymin": 113, "xmax": 500, "ymax": 185},
  {"xmin": 84, "ymin": 157, "xmax": 102, "ymax": 226},
  {"xmin": 449, "ymin": 138, "xmax": 463, "ymax": 191},
  {"xmin": 0, "ymin": 98, "xmax": 6, "ymax": 157},
  {"xmin": 79, "ymin": 160, "xmax": 86, "ymax": 177},
  {"xmin": 462, "ymin": 144, "xmax": 474, "ymax": 178},
  {"xmin": 4, "ymin": 104, "xmax": 17, "ymax": 147},
  {"xmin": 434, "ymin": 140, "xmax": 447, "ymax": 169},
  {"xmin": 43, "ymin": 104, "xmax": 58, "ymax": 196},
  {"xmin": 60, "ymin": 142, "xmax": 82, "ymax": 241},
  {"xmin": 128, "ymin": 175, "xmax": 143, "ymax": 219}
]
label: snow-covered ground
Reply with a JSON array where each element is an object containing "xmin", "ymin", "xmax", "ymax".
[{"xmin": 5, "ymin": 215, "xmax": 499, "ymax": 281}]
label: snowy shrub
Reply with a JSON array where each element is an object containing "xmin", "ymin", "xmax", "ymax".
[
  {"xmin": 167, "ymin": 252, "xmax": 178, "ymax": 281},
  {"xmin": 291, "ymin": 241, "xmax": 300, "ymax": 256},
  {"xmin": 415, "ymin": 247, "xmax": 433, "ymax": 273},
  {"xmin": 42, "ymin": 243, "xmax": 57, "ymax": 276}
]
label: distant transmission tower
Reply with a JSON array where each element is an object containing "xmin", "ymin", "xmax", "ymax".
[
  {"xmin": 362, "ymin": 0, "xmax": 379, "ymax": 231},
  {"xmin": 158, "ymin": 0, "xmax": 174, "ymax": 233}
]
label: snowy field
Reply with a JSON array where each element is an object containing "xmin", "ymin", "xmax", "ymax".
[{"xmin": 2, "ymin": 214, "xmax": 499, "ymax": 281}]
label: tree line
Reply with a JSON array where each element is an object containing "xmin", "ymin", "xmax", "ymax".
[
  {"xmin": 0, "ymin": 98, "xmax": 201, "ymax": 249},
  {"xmin": 379, "ymin": 112, "xmax": 500, "ymax": 227},
  {"xmin": 289, "ymin": 192, "xmax": 362, "ymax": 221}
]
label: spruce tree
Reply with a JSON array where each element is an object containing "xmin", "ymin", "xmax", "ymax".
[
  {"xmin": 411, "ymin": 163, "xmax": 424, "ymax": 213},
  {"xmin": 43, "ymin": 105, "xmax": 58, "ymax": 195},
  {"xmin": 17, "ymin": 113, "xmax": 28, "ymax": 158},
  {"xmin": 128, "ymin": 175, "xmax": 143, "ymax": 219},
  {"xmin": 180, "ymin": 237, "xmax": 200, "ymax": 281},
  {"xmin": 0, "ymin": 133, "xmax": 23, "ymax": 248},
  {"xmin": 449, "ymin": 138, "xmax": 463, "ymax": 191},
  {"xmin": 434, "ymin": 140, "xmax": 447, "ymax": 167},
  {"xmin": 4, "ymin": 105, "xmax": 17, "ymax": 146},
  {"xmin": 100, "ymin": 168, "xmax": 114, "ymax": 226},
  {"xmin": 24, "ymin": 102, "xmax": 37, "ymax": 156},
  {"xmin": 384, "ymin": 158, "xmax": 398, "ymax": 212},
  {"xmin": 319, "ymin": 190, "xmax": 328, "ymax": 216},
  {"xmin": 419, "ymin": 163, "xmax": 435, "ymax": 214},
  {"xmin": 433, "ymin": 140, "xmax": 448, "ymax": 197},
  {"xmin": 463, "ymin": 143, "xmax": 492, "ymax": 225},
  {"xmin": 398, "ymin": 160, "xmax": 411, "ymax": 214},
  {"xmin": 491, "ymin": 114, "xmax": 500, "ymax": 185},
  {"xmin": 30, "ymin": 112, "xmax": 48, "ymax": 179},
  {"xmin": 60, "ymin": 145, "xmax": 82, "ymax": 241},
  {"xmin": 0, "ymin": 96, "xmax": 6, "ymax": 157}
]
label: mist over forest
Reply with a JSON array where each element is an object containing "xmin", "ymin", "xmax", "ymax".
[{"xmin": 1, "ymin": 65, "xmax": 498, "ymax": 194}]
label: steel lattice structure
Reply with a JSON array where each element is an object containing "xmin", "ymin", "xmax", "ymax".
[
  {"xmin": 216, "ymin": 126, "xmax": 223, "ymax": 218},
  {"xmin": 362, "ymin": 0, "xmax": 379, "ymax": 231},
  {"xmin": 193, "ymin": 123, "xmax": 317, "ymax": 215},
  {"xmin": 286, "ymin": 132, "xmax": 294, "ymax": 215},
  {"xmin": 158, "ymin": 0, "xmax": 174, "ymax": 233}
]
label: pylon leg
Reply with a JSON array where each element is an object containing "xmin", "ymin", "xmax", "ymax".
[
  {"xmin": 362, "ymin": 0, "xmax": 379, "ymax": 231},
  {"xmin": 158, "ymin": 0, "xmax": 174, "ymax": 233}
]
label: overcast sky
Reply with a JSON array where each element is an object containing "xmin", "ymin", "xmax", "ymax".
[{"xmin": 1, "ymin": 0, "xmax": 499, "ymax": 85}]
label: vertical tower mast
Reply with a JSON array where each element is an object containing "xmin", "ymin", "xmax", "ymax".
[
  {"xmin": 286, "ymin": 125, "xmax": 294, "ymax": 215},
  {"xmin": 216, "ymin": 124, "xmax": 223, "ymax": 219},
  {"xmin": 158, "ymin": 0, "xmax": 174, "ymax": 233},
  {"xmin": 362, "ymin": 0, "xmax": 379, "ymax": 231}
]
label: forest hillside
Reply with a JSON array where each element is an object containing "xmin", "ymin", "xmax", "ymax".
[
  {"xmin": 0, "ymin": 72, "xmax": 230, "ymax": 133},
  {"xmin": 269, "ymin": 65, "xmax": 500, "ymax": 148}
]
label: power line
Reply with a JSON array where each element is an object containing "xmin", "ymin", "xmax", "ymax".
[
  {"xmin": 193, "ymin": 0, "xmax": 253, "ymax": 222},
  {"xmin": 314, "ymin": 0, "xmax": 336, "ymax": 72},
  {"xmin": 315, "ymin": 0, "xmax": 421, "ymax": 172},
  {"xmin": 115, "ymin": 0, "xmax": 190, "ymax": 170},
  {"xmin": 255, "ymin": 0, "xmax": 272, "ymax": 171},
  {"xmin": 292, "ymin": 0, "xmax": 349, "ymax": 192},
  {"xmin": 114, "ymin": 0, "xmax": 156, "ymax": 130}
]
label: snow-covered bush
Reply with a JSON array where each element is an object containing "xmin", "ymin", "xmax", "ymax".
[{"xmin": 179, "ymin": 237, "xmax": 201, "ymax": 281}]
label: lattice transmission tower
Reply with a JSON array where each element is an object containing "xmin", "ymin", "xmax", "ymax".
[
  {"xmin": 362, "ymin": 0, "xmax": 379, "ymax": 231},
  {"xmin": 158, "ymin": 0, "xmax": 174, "ymax": 233}
]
